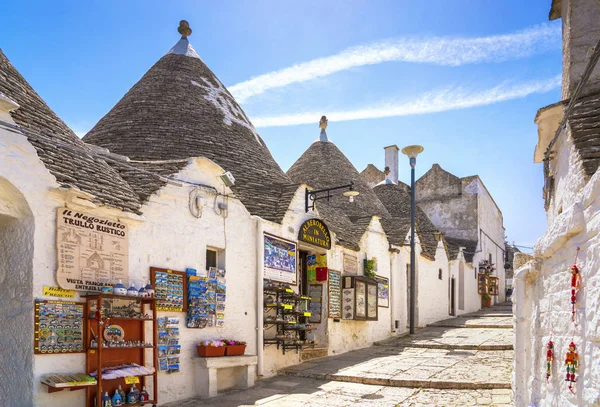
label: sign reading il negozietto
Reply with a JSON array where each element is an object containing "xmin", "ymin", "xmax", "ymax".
[
  {"xmin": 56, "ymin": 208, "xmax": 129, "ymax": 292},
  {"xmin": 298, "ymin": 218, "xmax": 331, "ymax": 250}
]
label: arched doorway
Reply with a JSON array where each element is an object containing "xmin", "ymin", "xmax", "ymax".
[{"xmin": 0, "ymin": 177, "xmax": 35, "ymax": 406}]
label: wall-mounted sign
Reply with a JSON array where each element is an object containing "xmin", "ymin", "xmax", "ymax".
[
  {"xmin": 343, "ymin": 254, "xmax": 358, "ymax": 275},
  {"xmin": 56, "ymin": 208, "xmax": 128, "ymax": 292},
  {"xmin": 328, "ymin": 270, "xmax": 342, "ymax": 318},
  {"xmin": 264, "ymin": 234, "xmax": 297, "ymax": 284},
  {"xmin": 43, "ymin": 286, "xmax": 75, "ymax": 298},
  {"xmin": 298, "ymin": 219, "xmax": 331, "ymax": 250}
]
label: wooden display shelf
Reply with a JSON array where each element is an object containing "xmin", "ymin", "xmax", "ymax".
[
  {"xmin": 41, "ymin": 382, "xmax": 93, "ymax": 393},
  {"xmin": 125, "ymin": 400, "xmax": 157, "ymax": 406},
  {"xmin": 85, "ymin": 293, "xmax": 158, "ymax": 407},
  {"xmin": 82, "ymin": 293, "xmax": 158, "ymax": 301},
  {"xmin": 98, "ymin": 373, "xmax": 156, "ymax": 381}
]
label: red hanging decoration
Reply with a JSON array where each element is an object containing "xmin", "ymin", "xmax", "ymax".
[
  {"xmin": 546, "ymin": 340, "xmax": 554, "ymax": 382},
  {"xmin": 570, "ymin": 264, "xmax": 581, "ymax": 321},
  {"xmin": 565, "ymin": 341, "xmax": 578, "ymax": 393}
]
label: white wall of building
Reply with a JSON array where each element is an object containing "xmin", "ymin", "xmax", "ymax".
[{"xmin": 515, "ymin": 131, "xmax": 600, "ymax": 407}]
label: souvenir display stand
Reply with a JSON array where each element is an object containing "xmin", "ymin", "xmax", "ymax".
[
  {"xmin": 84, "ymin": 293, "xmax": 159, "ymax": 407},
  {"xmin": 263, "ymin": 283, "xmax": 316, "ymax": 354}
]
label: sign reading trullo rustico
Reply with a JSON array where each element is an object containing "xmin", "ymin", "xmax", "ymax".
[
  {"xmin": 298, "ymin": 218, "xmax": 331, "ymax": 249},
  {"xmin": 56, "ymin": 208, "xmax": 129, "ymax": 292}
]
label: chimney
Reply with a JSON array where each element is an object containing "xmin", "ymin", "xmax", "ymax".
[{"xmin": 384, "ymin": 145, "xmax": 399, "ymax": 184}]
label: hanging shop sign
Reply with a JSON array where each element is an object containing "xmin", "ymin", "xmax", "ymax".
[
  {"xmin": 264, "ymin": 234, "xmax": 298, "ymax": 284},
  {"xmin": 374, "ymin": 276, "xmax": 389, "ymax": 308},
  {"xmin": 298, "ymin": 219, "xmax": 331, "ymax": 250},
  {"xmin": 56, "ymin": 208, "xmax": 129, "ymax": 292}
]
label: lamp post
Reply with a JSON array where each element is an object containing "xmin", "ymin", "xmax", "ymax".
[{"xmin": 401, "ymin": 144, "xmax": 424, "ymax": 335}]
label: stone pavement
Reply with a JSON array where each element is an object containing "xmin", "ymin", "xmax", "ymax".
[{"xmin": 164, "ymin": 304, "xmax": 514, "ymax": 406}]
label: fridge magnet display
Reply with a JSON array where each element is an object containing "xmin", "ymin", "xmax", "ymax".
[
  {"xmin": 374, "ymin": 276, "xmax": 389, "ymax": 308},
  {"xmin": 308, "ymin": 284, "xmax": 323, "ymax": 323},
  {"xmin": 34, "ymin": 299, "xmax": 85, "ymax": 354},
  {"xmin": 151, "ymin": 267, "xmax": 188, "ymax": 312},
  {"xmin": 328, "ymin": 270, "xmax": 342, "ymax": 318},
  {"xmin": 263, "ymin": 234, "xmax": 297, "ymax": 284}
]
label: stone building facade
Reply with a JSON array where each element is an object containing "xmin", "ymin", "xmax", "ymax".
[{"xmin": 514, "ymin": 0, "xmax": 600, "ymax": 406}]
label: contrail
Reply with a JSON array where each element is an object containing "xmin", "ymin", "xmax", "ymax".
[
  {"xmin": 229, "ymin": 23, "xmax": 560, "ymax": 103},
  {"xmin": 251, "ymin": 75, "xmax": 561, "ymax": 128}
]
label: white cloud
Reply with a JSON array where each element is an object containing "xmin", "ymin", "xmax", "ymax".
[
  {"xmin": 251, "ymin": 75, "xmax": 561, "ymax": 128},
  {"xmin": 229, "ymin": 23, "xmax": 560, "ymax": 103}
]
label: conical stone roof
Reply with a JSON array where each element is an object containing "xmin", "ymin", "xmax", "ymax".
[
  {"xmin": 0, "ymin": 49, "xmax": 141, "ymax": 213},
  {"xmin": 287, "ymin": 133, "xmax": 391, "ymax": 249},
  {"xmin": 84, "ymin": 25, "xmax": 295, "ymax": 223}
]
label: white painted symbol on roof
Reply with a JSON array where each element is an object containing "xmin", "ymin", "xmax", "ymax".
[{"xmin": 191, "ymin": 78, "xmax": 262, "ymax": 145}]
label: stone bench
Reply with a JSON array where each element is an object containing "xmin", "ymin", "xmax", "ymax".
[{"xmin": 194, "ymin": 355, "xmax": 257, "ymax": 397}]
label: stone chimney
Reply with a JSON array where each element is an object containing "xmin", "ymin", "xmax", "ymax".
[
  {"xmin": 552, "ymin": 0, "xmax": 600, "ymax": 99},
  {"xmin": 384, "ymin": 145, "xmax": 399, "ymax": 184}
]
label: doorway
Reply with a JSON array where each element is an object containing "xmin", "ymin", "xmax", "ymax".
[
  {"xmin": 450, "ymin": 277, "xmax": 456, "ymax": 316},
  {"xmin": 299, "ymin": 250, "xmax": 309, "ymax": 296}
]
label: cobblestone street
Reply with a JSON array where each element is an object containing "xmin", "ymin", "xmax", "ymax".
[{"xmin": 166, "ymin": 304, "xmax": 513, "ymax": 407}]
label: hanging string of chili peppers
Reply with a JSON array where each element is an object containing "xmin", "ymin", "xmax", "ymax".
[{"xmin": 565, "ymin": 247, "xmax": 580, "ymax": 394}]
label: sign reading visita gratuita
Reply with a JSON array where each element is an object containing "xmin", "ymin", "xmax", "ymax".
[
  {"xmin": 56, "ymin": 208, "xmax": 128, "ymax": 292},
  {"xmin": 298, "ymin": 219, "xmax": 331, "ymax": 249}
]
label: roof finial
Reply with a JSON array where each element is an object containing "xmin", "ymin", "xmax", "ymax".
[
  {"xmin": 319, "ymin": 116, "xmax": 329, "ymax": 142},
  {"xmin": 178, "ymin": 20, "xmax": 192, "ymax": 39}
]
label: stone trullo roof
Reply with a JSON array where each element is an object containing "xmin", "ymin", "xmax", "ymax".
[
  {"xmin": 373, "ymin": 182, "xmax": 441, "ymax": 260},
  {"xmin": 0, "ymin": 49, "xmax": 142, "ymax": 213},
  {"xmin": 287, "ymin": 128, "xmax": 392, "ymax": 250},
  {"xmin": 84, "ymin": 23, "xmax": 296, "ymax": 223},
  {"xmin": 568, "ymin": 91, "xmax": 600, "ymax": 177}
]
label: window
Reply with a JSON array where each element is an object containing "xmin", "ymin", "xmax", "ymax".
[
  {"xmin": 438, "ymin": 269, "xmax": 443, "ymax": 280},
  {"xmin": 206, "ymin": 249, "xmax": 217, "ymax": 270}
]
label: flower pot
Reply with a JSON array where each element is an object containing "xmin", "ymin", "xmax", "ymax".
[
  {"xmin": 225, "ymin": 345, "xmax": 246, "ymax": 356},
  {"xmin": 196, "ymin": 345, "xmax": 226, "ymax": 357},
  {"xmin": 483, "ymin": 297, "xmax": 492, "ymax": 308}
]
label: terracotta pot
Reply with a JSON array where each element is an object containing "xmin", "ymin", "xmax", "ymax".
[
  {"xmin": 196, "ymin": 345, "xmax": 226, "ymax": 357},
  {"xmin": 483, "ymin": 297, "xmax": 492, "ymax": 308},
  {"xmin": 225, "ymin": 345, "xmax": 246, "ymax": 356}
]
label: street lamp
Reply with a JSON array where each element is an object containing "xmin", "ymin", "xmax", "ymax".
[
  {"xmin": 305, "ymin": 182, "xmax": 359, "ymax": 212},
  {"xmin": 401, "ymin": 144, "xmax": 424, "ymax": 335}
]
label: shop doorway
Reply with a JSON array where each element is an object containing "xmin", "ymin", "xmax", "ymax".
[
  {"xmin": 299, "ymin": 250, "xmax": 309, "ymax": 296},
  {"xmin": 450, "ymin": 277, "xmax": 456, "ymax": 316}
]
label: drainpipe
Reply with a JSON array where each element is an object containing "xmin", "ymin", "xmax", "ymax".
[
  {"xmin": 254, "ymin": 216, "xmax": 264, "ymax": 377},
  {"xmin": 389, "ymin": 250, "xmax": 394, "ymax": 332},
  {"xmin": 513, "ymin": 259, "xmax": 538, "ymax": 407}
]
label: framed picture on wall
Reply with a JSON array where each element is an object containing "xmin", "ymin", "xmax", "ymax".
[
  {"xmin": 374, "ymin": 276, "xmax": 389, "ymax": 308},
  {"xmin": 263, "ymin": 234, "xmax": 297, "ymax": 285}
]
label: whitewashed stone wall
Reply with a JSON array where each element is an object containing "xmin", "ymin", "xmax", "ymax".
[{"xmin": 516, "ymin": 132, "xmax": 600, "ymax": 405}]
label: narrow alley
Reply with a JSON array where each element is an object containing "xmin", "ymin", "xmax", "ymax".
[{"xmin": 168, "ymin": 304, "xmax": 513, "ymax": 407}]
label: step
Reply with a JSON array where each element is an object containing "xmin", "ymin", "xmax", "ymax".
[
  {"xmin": 300, "ymin": 347, "xmax": 328, "ymax": 362},
  {"xmin": 429, "ymin": 323, "xmax": 512, "ymax": 329},
  {"xmin": 281, "ymin": 370, "xmax": 511, "ymax": 390}
]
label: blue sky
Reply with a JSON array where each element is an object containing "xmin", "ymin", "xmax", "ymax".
[{"xmin": 1, "ymin": 0, "xmax": 561, "ymax": 250}]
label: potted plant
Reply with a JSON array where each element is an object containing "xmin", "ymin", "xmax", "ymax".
[
  {"xmin": 196, "ymin": 340, "xmax": 226, "ymax": 357},
  {"xmin": 364, "ymin": 258, "xmax": 376, "ymax": 278},
  {"xmin": 225, "ymin": 340, "xmax": 247, "ymax": 356},
  {"xmin": 482, "ymin": 293, "xmax": 492, "ymax": 308}
]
